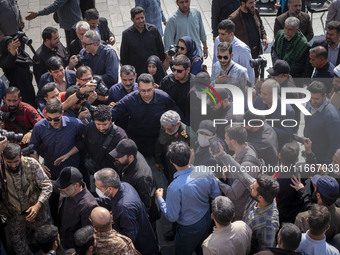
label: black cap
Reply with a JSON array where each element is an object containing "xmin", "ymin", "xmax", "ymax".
[
  {"xmin": 109, "ymin": 139, "xmax": 138, "ymax": 159},
  {"xmin": 267, "ymin": 60, "xmax": 291, "ymax": 76},
  {"xmin": 54, "ymin": 167, "xmax": 83, "ymax": 189}
]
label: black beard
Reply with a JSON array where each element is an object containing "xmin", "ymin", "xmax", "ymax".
[{"xmin": 7, "ymin": 162, "xmax": 21, "ymax": 173}]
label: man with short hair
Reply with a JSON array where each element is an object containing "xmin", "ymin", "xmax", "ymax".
[
  {"xmin": 211, "ymin": 41, "xmax": 249, "ymax": 88},
  {"xmin": 304, "ymin": 81, "xmax": 340, "ymax": 163},
  {"xmin": 90, "ymin": 207, "xmax": 139, "ymax": 254},
  {"xmin": 69, "ymin": 21, "xmax": 90, "ymax": 56},
  {"xmin": 77, "ymin": 30, "xmax": 119, "ymax": 87},
  {"xmin": 108, "ymin": 65, "xmax": 138, "ymax": 130},
  {"xmin": 202, "ymin": 196, "xmax": 252, "ymax": 255},
  {"xmin": 296, "ymin": 204, "xmax": 340, "ymax": 255},
  {"xmin": 212, "ymin": 19, "xmax": 254, "ymax": 85},
  {"xmin": 55, "ymin": 167, "xmax": 98, "ymax": 249},
  {"xmin": 164, "ymin": 0, "xmax": 208, "ymax": 59},
  {"xmin": 72, "ymin": 226, "xmax": 96, "ymax": 255},
  {"xmin": 35, "ymin": 224, "xmax": 64, "ymax": 255},
  {"xmin": 313, "ymin": 21, "xmax": 340, "ymax": 67},
  {"xmin": 94, "ymin": 168, "xmax": 159, "ymax": 255},
  {"xmin": 0, "ymin": 87, "xmax": 42, "ymax": 144},
  {"xmin": 159, "ymin": 55, "xmax": 193, "ymax": 124},
  {"xmin": 156, "ymin": 141, "xmax": 221, "ymax": 255},
  {"xmin": 0, "ymin": 142, "xmax": 52, "ymax": 255},
  {"xmin": 272, "ymin": 17, "xmax": 310, "ymax": 77},
  {"xmin": 253, "ymin": 79, "xmax": 295, "ymax": 150},
  {"xmin": 32, "ymin": 27, "xmax": 69, "ymax": 84},
  {"xmin": 36, "ymin": 56, "xmax": 76, "ymax": 111},
  {"xmin": 274, "ymin": 0, "xmax": 313, "ymax": 41},
  {"xmin": 121, "ymin": 7, "xmax": 165, "ymax": 77},
  {"xmin": 213, "ymin": 147, "xmax": 280, "ymax": 253},
  {"xmin": 229, "ymin": 0, "xmax": 267, "ymax": 77},
  {"xmin": 111, "ymin": 73, "xmax": 181, "ymax": 158}
]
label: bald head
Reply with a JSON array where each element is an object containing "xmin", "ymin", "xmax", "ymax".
[{"xmin": 90, "ymin": 207, "xmax": 112, "ymax": 231}]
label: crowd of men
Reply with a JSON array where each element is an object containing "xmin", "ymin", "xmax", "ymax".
[{"xmin": 1, "ymin": 0, "xmax": 340, "ymax": 254}]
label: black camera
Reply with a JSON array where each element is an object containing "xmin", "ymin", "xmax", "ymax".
[
  {"xmin": 13, "ymin": 31, "xmax": 32, "ymax": 46},
  {"xmin": 0, "ymin": 129, "xmax": 23, "ymax": 142},
  {"xmin": 75, "ymin": 54, "xmax": 86, "ymax": 65},
  {"xmin": 21, "ymin": 144, "xmax": 35, "ymax": 156},
  {"xmin": 0, "ymin": 111, "xmax": 15, "ymax": 122},
  {"xmin": 168, "ymin": 45, "xmax": 178, "ymax": 57},
  {"xmin": 249, "ymin": 56, "xmax": 267, "ymax": 68},
  {"xmin": 91, "ymin": 76, "xmax": 108, "ymax": 96},
  {"xmin": 81, "ymin": 101, "xmax": 97, "ymax": 116}
]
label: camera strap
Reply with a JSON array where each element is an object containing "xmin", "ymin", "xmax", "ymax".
[
  {"xmin": 97, "ymin": 124, "xmax": 117, "ymax": 164},
  {"xmin": 226, "ymin": 64, "xmax": 234, "ymax": 76}
]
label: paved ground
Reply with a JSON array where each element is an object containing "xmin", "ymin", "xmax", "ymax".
[{"xmin": 15, "ymin": 0, "xmax": 328, "ymax": 254}]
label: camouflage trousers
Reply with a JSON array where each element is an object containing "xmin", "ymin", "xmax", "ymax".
[{"xmin": 8, "ymin": 206, "xmax": 51, "ymax": 255}]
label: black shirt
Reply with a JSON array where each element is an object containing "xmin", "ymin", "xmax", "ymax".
[
  {"xmin": 242, "ymin": 11, "xmax": 260, "ymax": 48},
  {"xmin": 120, "ymin": 23, "xmax": 165, "ymax": 77}
]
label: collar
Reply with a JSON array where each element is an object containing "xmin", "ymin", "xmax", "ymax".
[
  {"xmin": 131, "ymin": 24, "xmax": 149, "ymax": 33},
  {"xmin": 68, "ymin": 183, "xmax": 86, "ymax": 203},
  {"xmin": 328, "ymin": 41, "xmax": 340, "ymax": 50},
  {"xmin": 136, "ymin": 89, "xmax": 158, "ymax": 104},
  {"xmin": 316, "ymin": 61, "xmax": 330, "ymax": 71},
  {"xmin": 225, "ymin": 60, "xmax": 235, "ymax": 72},
  {"xmin": 213, "ymin": 224, "xmax": 231, "ymax": 233},
  {"xmin": 177, "ymin": 8, "xmax": 191, "ymax": 17},
  {"xmin": 53, "ymin": 75, "xmax": 66, "ymax": 84},
  {"xmin": 42, "ymin": 43, "xmax": 57, "ymax": 53},
  {"xmin": 234, "ymin": 144, "xmax": 249, "ymax": 161},
  {"xmin": 173, "ymin": 166, "xmax": 192, "ymax": 179},
  {"xmin": 307, "ymin": 98, "xmax": 330, "ymax": 113}
]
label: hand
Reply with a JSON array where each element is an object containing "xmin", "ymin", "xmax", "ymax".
[
  {"xmin": 21, "ymin": 132, "xmax": 32, "ymax": 144},
  {"xmin": 213, "ymin": 37, "xmax": 216, "ymax": 42},
  {"xmin": 303, "ymin": 137, "xmax": 312, "ymax": 155},
  {"xmin": 20, "ymin": 18, "xmax": 25, "ymax": 29},
  {"xmin": 262, "ymin": 39, "xmax": 268, "ymax": 51},
  {"xmin": 108, "ymin": 36, "xmax": 115, "ymax": 45},
  {"xmin": 0, "ymin": 136, "xmax": 8, "ymax": 153},
  {"xmin": 203, "ymin": 47, "xmax": 208, "ymax": 59},
  {"xmin": 7, "ymin": 39, "xmax": 20, "ymax": 56},
  {"xmin": 88, "ymin": 91, "xmax": 97, "ymax": 103},
  {"xmin": 290, "ymin": 174, "xmax": 304, "ymax": 191},
  {"xmin": 217, "ymin": 71, "xmax": 229, "ymax": 78},
  {"xmin": 209, "ymin": 142, "xmax": 224, "ymax": 158},
  {"xmin": 109, "ymin": 101, "xmax": 118, "ymax": 108},
  {"xmin": 155, "ymin": 188, "xmax": 163, "ymax": 199},
  {"xmin": 162, "ymin": 58, "xmax": 170, "ymax": 71},
  {"xmin": 97, "ymin": 95, "xmax": 108, "ymax": 102},
  {"xmin": 54, "ymin": 154, "xmax": 70, "ymax": 166},
  {"xmin": 79, "ymin": 82, "xmax": 97, "ymax": 94},
  {"xmin": 155, "ymin": 163, "xmax": 164, "ymax": 171},
  {"xmin": 68, "ymin": 55, "xmax": 78, "ymax": 70},
  {"xmin": 78, "ymin": 108, "xmax": 90, "ymax": 122},
  {"xmin": 42, "ymin": 165, "xmax": 51, "ymax": 178},
  {"xmin": 274, "ymin": 2, "xmax": 281, "ymax": 10},
  {"xmin": 25, "ymin": 11, "xmax": 38, "ymax": 21},
  {"xmin": 25, "ymin": 202, "xmax": 41, "ymax": 222}
]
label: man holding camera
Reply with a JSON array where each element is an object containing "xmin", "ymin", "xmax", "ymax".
[
  {"xmin": 0, "ymin": 87, "xmax": 42, "ymax": 144},
  {"xmin": 0, "ymin": 142, "xmax": 52, "ymax": 255}
]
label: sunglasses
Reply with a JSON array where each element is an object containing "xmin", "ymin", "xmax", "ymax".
[
  {"xmin": 46, "ymin": 116, "xmax": 61, "ymax": 122},
  {"xmin": 177, "ymin": 46, "xmax": 186, "ymax": 51},
  {"xmin": 173, "ymin": 68, "xmax": 185, "ymax": 73},
  {"xmin": 217, "ymin": 55, "xmax": 229, "ymax": 60}
]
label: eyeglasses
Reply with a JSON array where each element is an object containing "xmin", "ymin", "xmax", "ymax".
[
  {"xmin": 81, "ymin": 41, "xmax": 94, "ymax": 47},
  {"xmin": 173, "ymin": 68, "xmax": 185, "ymax": 73},
  {"xmin": 79, "ymin": 77, "xmax": 93, "ymax": 82},
  {"xmin": 53, "ymin": 36, "xmax": 61, "ymax": 41},
  {"xmin": 217, "ymin": 55, "xmax": 229, "ymax": 60},
  {"xmin": 177, "ymin": 46, "xmax": 186, "ymax": 51},
  {"xmin": 46, "ymin": 116, "xmax": 61, "ymax": 122},
  {"xmin": 139, "ymin": 88, "xmax": 154, "ymax": 94}
]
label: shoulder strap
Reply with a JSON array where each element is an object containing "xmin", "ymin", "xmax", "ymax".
[
  {"xmin": 96, "ymin": 124, "xmax": 117, "ymax": 165},
  {"xmin": 191, "ymin": 57, "xmax": 201, "ymax": 68}
]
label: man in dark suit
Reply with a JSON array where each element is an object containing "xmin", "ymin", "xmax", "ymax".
[
  {"xmin": 312, "ymin": 21, "xmax": 340, "ymax": 67},
  {"xmin": 274, "ymin": 0, "xmax": 313, "ymax": 41}
]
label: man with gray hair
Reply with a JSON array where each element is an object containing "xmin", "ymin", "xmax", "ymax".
[
  {"xmin": 155, "ymin": 110, "xmax": 196, "ymax": 182},
  {"xmin": 76, "ymin": 30, "xmax": 119, "ymax": 87},
  {"xmin": 94, "ymin": 168, "xmax": 159, "ymax": 255},
  {"xmin": 253, "ymin": 79, "xmax": 295, "ymax": 150},
  {"xmin": 272, "ymin": 16, "xmax": 310, "ymax": 78},
  {"xmin": 69, "ymin": 21, "xmax": 90, "ymax": 56},
  {"xmin": 202, "ymin": 196, "xmax": 252, "ymax": 255}
]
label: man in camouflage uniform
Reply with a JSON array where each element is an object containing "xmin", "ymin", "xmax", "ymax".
[
  {"xmin": 155, "ymin": 110, "xmax": 196, "ymax": 182},
  {"xmin": 90, "ymin": 207, "xmax": 140, "ymax": 255},
  {"xmin": 0, "ymin": 142, "xmax": 52, "ymax": 255}
]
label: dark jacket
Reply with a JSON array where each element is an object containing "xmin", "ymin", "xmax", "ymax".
[
  {"xmin": 229, "ymin": 7, "xmax": 267, "ymax": 56},
  {"xmin": 313, "ymin": 39, "xmax": 340, "ymax": 66},
  {"xmin": 274, "ymin": 11, "xmax": 314, "ymax": 41}
]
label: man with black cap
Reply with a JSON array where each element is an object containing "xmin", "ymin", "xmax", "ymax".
[
  {"xmin": 109, "ymin": 138, "xmax": 159, "ymax": 224},
  {"xmin": 55, "ymin": 166, "xmax": 98, "ymax": 249},
  {"xmin": 292, "ymin": 174, "xmax": 340, "ymax": 244}
]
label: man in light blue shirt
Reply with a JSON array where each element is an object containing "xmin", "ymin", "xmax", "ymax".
[
  {"xmin": 155, "ymin": 141, "xmax": 221, "ymax": 255},
  {"xmin": 213, "ymin": 19, "xmax": 255, "ymax": 86},
  {"xmin": 164, "ymin": 0, "xmax": 208, "ymax": 59}
]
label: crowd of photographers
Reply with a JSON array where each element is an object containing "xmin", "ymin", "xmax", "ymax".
[{"xmin": 1, "ymin": 0, "xmax": 340, "ymax": 254}]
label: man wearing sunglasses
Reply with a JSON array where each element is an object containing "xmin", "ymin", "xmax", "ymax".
[
  {"xmin": 211, "ymin": 42, "xmax": 249, "ymax": 90},
  {"xmin": 36, "ymin": 56, "xmax": 76, "ymax": 112}
]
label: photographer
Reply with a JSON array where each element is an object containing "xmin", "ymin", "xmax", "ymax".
[
  {"xmin": 0, "ymin": 35, "xmax": 36, "ymax": 107},
  {"xmin": 63, "ymin": 85, "xmax": 91, "ymax": 123},
  {"xmin": 0, "ymin": 87, "xmax": 42, "ymax": 144}
]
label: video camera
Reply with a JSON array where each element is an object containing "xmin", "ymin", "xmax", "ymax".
[
  {"xmin": 0, "ymin": 129, "xmax": 23, "ymax": 143},
  {"xmin": 13, "ymin": 31, "xmax": 32, "ymax": 46},
  {"xmin": 0, "ymin": 111, "xmax": 15, "ymax": 122},
  {"xmin": 168, "ymin": 45, "xmax": 178, "ymax": 57}
]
